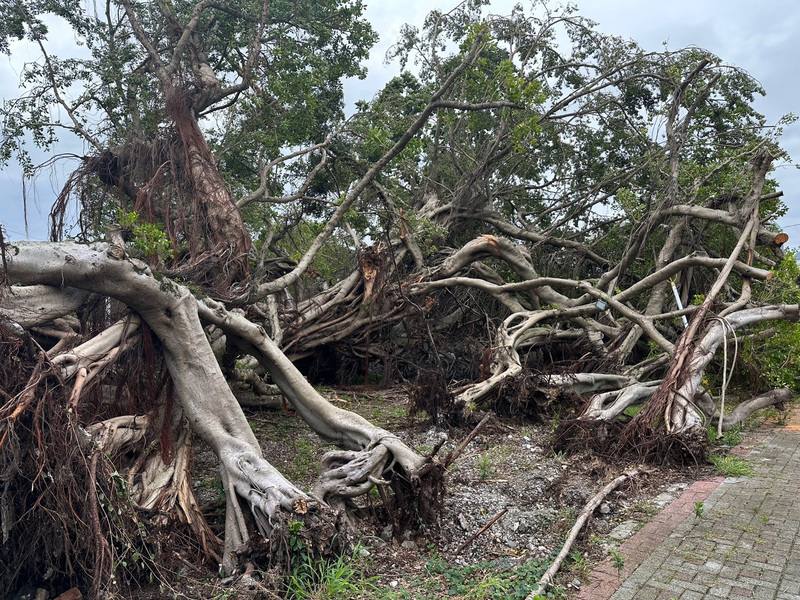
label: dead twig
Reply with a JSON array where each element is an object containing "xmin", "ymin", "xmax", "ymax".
[
  {"xmin": 526, "ymin": 469, "xmax": 640, "ymax": 600},
  {"xmin": 444, "ymin": 413, "xmax": 492, "ymax": 469},
  {"xmin": 456, "ymin": 508, "xmax": 508, "ymax": 555}
]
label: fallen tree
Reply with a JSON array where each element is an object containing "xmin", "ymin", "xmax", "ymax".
[
  {"xmin": 1, "ymin": 240, "xmax": 442, "ymax": 591},
  {"xmin": 1, "ymin": 0, "xmax": 798, "ymax": 596}
]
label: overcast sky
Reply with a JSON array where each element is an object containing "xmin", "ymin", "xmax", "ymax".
[{"xmin": 2, "ymin": 0, "xmax": 799, "ymax": 240}]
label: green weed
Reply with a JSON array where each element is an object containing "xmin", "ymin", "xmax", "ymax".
[
  {"xmin": 609, "ymin": 548, "xmax": 625, "ymax": 577},
  {"xmin": 568, "ymin": 550, "xmax": 588, "ymax": 576},
  {"xmin": 707, "ymin": 425, "xmax": 743, "ymax": 447},
  {"xmin": 476, "ymin": 453, "xmax": 494, "ymax": 480},
  {"xmin": 720, "ymin": 426, "xmax": 743, "ymax": 447},
  {"xmin": 709, "ymin": 454, "xmax": 753, "ymax": 477},
  {"xmin": 286, "ymin": 545, "xmax": 376, "ymax": 599}
]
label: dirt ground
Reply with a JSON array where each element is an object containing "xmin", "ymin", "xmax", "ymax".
[
  {"xmin": 67, "ymin": 385, "xmax": 788, "ymax": 600},
  {"xmin": 149, "ymin": 385, "xmax": 736, "ymax": 600}
]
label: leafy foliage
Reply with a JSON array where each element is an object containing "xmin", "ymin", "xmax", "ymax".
[
  {"xmin": 739, "ymin": 252, "xmax": 800, "ymax": 391},
  {"xmin": 117, "ymin": 210, "xmax": 173, "ymax": 261}
]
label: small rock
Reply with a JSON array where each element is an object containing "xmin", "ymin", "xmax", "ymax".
[
  {"xmin": 401, "ymin": 540, "xmax": 417, "ymax": 550},
  {"xmin": 599, "ymin": 502, "xmax": 611, "ymax": 515},
  {"xmin": 609, "ymin": 520, "xmax": 639, "ymax": 541},
  {"xmin": 503, "ymin": 536, "xmax": 520, "ymax": 549},
  {"xmin": 652, "ymin": 492, "xmax": 675, "ymax": 508},
  {"xmin": 379, "ymin": 524, "xmax": 393, "ymax": 541},
  {"xmin": 389, "ymin": 580, "xmax": 398, "ymax": 588},
  {"xmin": 457, "ymin": 513, "xmax": 470, "ymax": 530}
]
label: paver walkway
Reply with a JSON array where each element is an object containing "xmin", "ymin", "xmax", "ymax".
[{"xmin": 611, "ymin": 427, "xmax": 800, "ymax": 600}]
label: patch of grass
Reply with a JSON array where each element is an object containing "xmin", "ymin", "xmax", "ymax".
[
  {"xmin": 707, "ymin": 425, "xmax": 743, "ymax": 447},
  {"xmin": 343, "ymin": 392, "xmax": 407, "ymax": 427},
  {"xmin": 419, "ymin": 553, "xmax": 549, "ymax": 599},
  {"xmin": 286, "ymin": 545, "xmax": 376, "ymax": 599},
  {"xmin": 631, "ymin": 500, "xmax": 658, "ymax": 517},
  {"xmin": 476, "ymin": 452, "xmax": 494, "ymax": 480},
  {"xmin": 709, "ymin": 454, "xmax": 753, "ymax": 477},
  {"xmin": 720, "ymin": 426, "xmax": 743, "ymax": 447},
  {"xmin": 285, "ymin": 436, "xmax": 319, "ymax": 482}
]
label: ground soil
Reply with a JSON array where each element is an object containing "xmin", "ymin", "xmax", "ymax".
[{"xmin": 91, "ymin": 385, "xmax": 789, "ymax": 599}]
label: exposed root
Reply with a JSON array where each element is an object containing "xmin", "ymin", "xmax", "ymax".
[
  {"xmin": 314, "ymin": 445, "xmax": 392, "ymax": 501},
  {"xmin": 311, "ymin": 438, "xmax": 445, "ymax": 535},
  {"xmin": 220, "ymin": 450, "xmax": 343, "ymax": 574},
  {"xmin": 197, "ymin": 297, "xmax": 445, "ymax": 534},
  {"xmin": 553, "ymin": 417, "xmax": 625, "ymax": 457},
  {"xmin": 555, "ymin": 413, "xmax": 706, "ymax": 464}
]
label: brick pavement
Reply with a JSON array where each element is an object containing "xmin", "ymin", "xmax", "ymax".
[
  {"xmin": 607, "ymin": 427, "xmax": 800, "ymax": 600},
  {"xmin": 576, "ymin": 477, "xmax": 724, "ymax": 599}
]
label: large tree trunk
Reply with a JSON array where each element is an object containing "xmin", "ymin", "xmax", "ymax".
[
  {"xmin": 165, "ymin": 85, "xmax": 251, "ymax": 286},
  {"xmin": 0, "ymin": 243, "xmax": 327, "ymax": 571}
]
